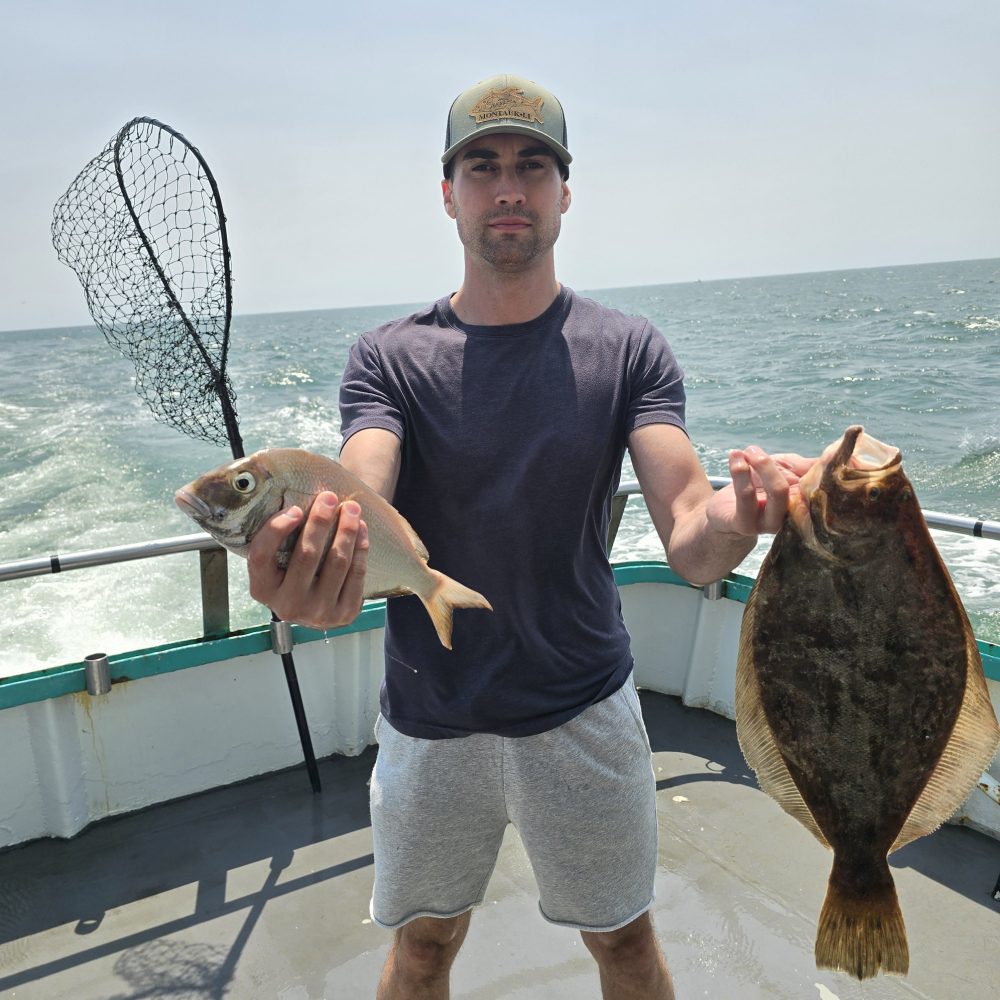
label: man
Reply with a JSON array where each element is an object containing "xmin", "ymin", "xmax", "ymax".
[{"xmin": 249, "ymin": 74, "xmax": 805, "ymax": 1000}]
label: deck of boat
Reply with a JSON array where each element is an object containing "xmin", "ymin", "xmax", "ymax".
[{"xmin": 1, "ymin": 690, "xmax": 998, "ymax": 1000}]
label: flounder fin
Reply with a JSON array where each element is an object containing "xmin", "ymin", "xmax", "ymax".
[
  {"xmin": 736, "ymin": 591, "xmax": 831, "ymax": 850},
  {"xmin": 891, "ymin": 620, "xmax": 1000, "ymax": 853},
  {"xmin": 418, "ymin": 570, "xmax": 492, "ymax": 650},
  {"xmin": 815, "ymin": 860, "xmax": 909, "ymax": 979}
]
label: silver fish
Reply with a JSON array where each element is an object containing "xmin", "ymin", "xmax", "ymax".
[{"xmin": 175, "ymin": 448, "xmax": 492, "ymax": 648}]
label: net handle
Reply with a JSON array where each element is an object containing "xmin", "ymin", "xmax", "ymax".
[{"xmin": 112, "ymin": 117, "xmax": 243, "ymax": 458}]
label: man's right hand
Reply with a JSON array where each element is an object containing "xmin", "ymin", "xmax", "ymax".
[{"xmin": 247, "ymin": 491, "xmax": 370, "ymax": 631}]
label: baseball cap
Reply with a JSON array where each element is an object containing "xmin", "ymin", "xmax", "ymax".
[{"xmin": 442, "ymin": 74, "xmax": 572, "ymax": 177}]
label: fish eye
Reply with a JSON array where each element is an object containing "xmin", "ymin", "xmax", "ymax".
[
  {"xmin": 867, "ymin": 486, "xmax": 881, "ymax": 501},
  {"xmin": 232, "ymin": 472, "xmax": 256, "ymax": 494}
]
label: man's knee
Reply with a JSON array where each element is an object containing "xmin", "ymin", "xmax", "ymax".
[
  {"xmin": 581, "ymin": 912, "xmax": 662, "ymax": 971},
  {"xmin": 395, "ymin": 912, "xmax": 471, "ymax": 976}
]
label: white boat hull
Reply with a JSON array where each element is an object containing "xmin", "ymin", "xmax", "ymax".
[{"xmin": 2, "ymin": 569, "xmax": 998, "ymax": 849}]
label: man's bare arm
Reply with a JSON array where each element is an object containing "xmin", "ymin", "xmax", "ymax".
[
  {"xmin": 628, "ymin": 424, "xmax": 811, "ymax": 586},
  {"xmin": 339, "ymin": 427, "xmax": 402, "ymax": 501}
]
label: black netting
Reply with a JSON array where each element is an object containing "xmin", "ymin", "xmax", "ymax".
[{"xmin": 52, "ymin": 118, "xmax": 242, "ymax": 453}]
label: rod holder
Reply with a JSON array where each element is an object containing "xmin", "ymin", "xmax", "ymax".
[
  {"xmin": 84, "ymin": 653, "xmax": 111, "ymax": 696},
  {"xmin": 702, "ymin": 580, "xmax": 724, "ymax": 601},
  {"xmin": 270, "ymin": 619, "xmax": 295, "ymax": 656}
]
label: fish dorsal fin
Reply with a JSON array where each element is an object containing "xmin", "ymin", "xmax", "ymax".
[
  {"xmin": 890, "ymin": 621, "xmax": 1000, "ymax": 853},
  {"xmin": 340, "ymin": 489, "xmax": 429, "ymax": 562},
  {"xmin": 736, "ymin": 591, "xmax": 831, "ymax": 850},
  {"xmin": 397, "ymin": 512, "xmax": 429, "ymax": 562}
]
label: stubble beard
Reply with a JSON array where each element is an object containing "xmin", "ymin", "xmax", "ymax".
[{"xmin": 454, "ymin": 204, "xmax": 562, "ymax": 272}]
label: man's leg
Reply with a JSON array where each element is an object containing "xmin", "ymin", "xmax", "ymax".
[
  {"xmin": 581, "ymin": 912, "xmax": 675, "ymax": 1000},
  {"xmin": 377, "ymin": 912, "xmax": 472, "ymax": 1000},
  {"xmin": 507, "ymin": 677, "xmax": 663, "ymax": 995},
  {"xmin": 368, "ymin": 718, "xmax": 506, "ymax": 995}
]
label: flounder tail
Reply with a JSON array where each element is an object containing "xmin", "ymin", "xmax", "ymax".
[
  {"xmin": 418, "ymin": 570, "xmax": 493, "ymax": 650},
  {"xmin": 815, "ymin": 859, "xmax": 908, "ymax": 980}
]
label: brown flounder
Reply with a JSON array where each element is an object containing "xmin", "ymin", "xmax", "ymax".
[
  {"xmin": 175, "ymin": 448, "xmax": 492, "ymax": 649},
  {"xmin": 736, "ymin": 426, "xmax": 1000, "ymax": 980}
]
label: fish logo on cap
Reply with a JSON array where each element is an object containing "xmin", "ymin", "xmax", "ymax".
[
  {"xmin": 442, "ymin": 74, "xmax": 571, "ymax": 176},
  {"xmin": 468, "ymin": 87, "xmax": 545, "ymax": 126}
]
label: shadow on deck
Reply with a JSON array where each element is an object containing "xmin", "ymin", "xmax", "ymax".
[{"xmin": 1, "ymin": 692, "xmax": 998, "ymax": 999}]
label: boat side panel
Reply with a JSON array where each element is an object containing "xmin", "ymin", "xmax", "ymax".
[
  {"xmin": 0, "ymin": 634, "xmax": 384, "ymax": 848},
  {"xmin": 2, "ymin": 566, "xmax": 997, "ymax": 848}
]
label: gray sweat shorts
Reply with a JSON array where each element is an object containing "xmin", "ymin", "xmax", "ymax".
[{"xmin": 369, "ymin": 676, "xmax": 657, "ymax": 932}]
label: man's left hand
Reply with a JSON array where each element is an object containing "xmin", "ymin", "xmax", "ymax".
[{"xmin": 707, "ymin": 447, "xmax": 815, "ymax": 537}]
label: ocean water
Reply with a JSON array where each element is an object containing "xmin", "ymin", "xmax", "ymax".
[{"xmin": 1, "ymin": 258, "xmax": 998, "ymax": 675}]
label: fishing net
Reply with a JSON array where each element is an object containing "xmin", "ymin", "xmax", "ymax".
[
  {"xmin": 52, "ymin": 117, "xmax": 242, "ymax": 452},
  {"xmin": 50, "ymin": 118, "xmax": 319, "ymax": 792}
]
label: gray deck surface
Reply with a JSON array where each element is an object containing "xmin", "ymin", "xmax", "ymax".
[{"xmin": 1, "ymin": 691, "xmax": 998, "ymax": 1000}]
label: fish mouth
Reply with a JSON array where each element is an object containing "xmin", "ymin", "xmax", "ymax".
[
  {"xmin": 174, "ymin": 489, "xmax": 211, "ymax": 520},
  {"xmin": 835, "ymin": 425, "xmax": 901, "ymax": 479},
  {"xmin": 800, "ymin": 426, "xmax": 902, "ymax": 499},
  {"xmin": 794, "ymin": 426, "xmax": 903, "ymax": 556},
  {"xmin": 174, "ymin": 488, "xmax": 250, "ymax": 553}
]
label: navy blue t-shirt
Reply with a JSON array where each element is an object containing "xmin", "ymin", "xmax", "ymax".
[{"xmin": 339, "ymin": 287, "xmax": 686, "ymax": 738}]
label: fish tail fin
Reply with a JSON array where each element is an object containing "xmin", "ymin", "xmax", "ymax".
[
  {"xmin": 418, "ymin": 570, "xmax": 493, "ymax": 650},
  {"xmin": 815, "ymin": 861, "xmax": 909, "ymax": 980}
]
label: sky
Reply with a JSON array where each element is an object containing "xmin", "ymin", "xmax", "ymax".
[{"xmin": 1, "ymin": 0, "xmax": 997, "ymax": 332}]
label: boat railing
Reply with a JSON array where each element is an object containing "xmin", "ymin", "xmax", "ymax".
[
  {"xmin": 606, "ymin": 477, "xmax": 1000, "ymax": 553},
  {"xmin": 1, "ymin": 479, "xmax": 998, "ymax": 637}
]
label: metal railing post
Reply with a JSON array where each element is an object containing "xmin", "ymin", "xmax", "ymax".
[
  {"xmin": 199, "ymin": 548, "xmax": 230, "ymax": 636},
  {"xmin": 607, "ymin": 493, "xmax": 629, "ymax": 555}
]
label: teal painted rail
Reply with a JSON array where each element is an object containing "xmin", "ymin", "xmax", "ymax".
[{"xmin": 2, "ymin": 562, "xmax": 997, "ymax": 711}]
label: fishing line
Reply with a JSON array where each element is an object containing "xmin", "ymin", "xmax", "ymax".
[{"xmin": 52, "ymin": 118, "xmax": 321, "ymax": 793}]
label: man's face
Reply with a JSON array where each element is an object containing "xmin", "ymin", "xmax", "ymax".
[{"xmin": 442, "ymin": 134, "xmax": 571, "ymax": 271}]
